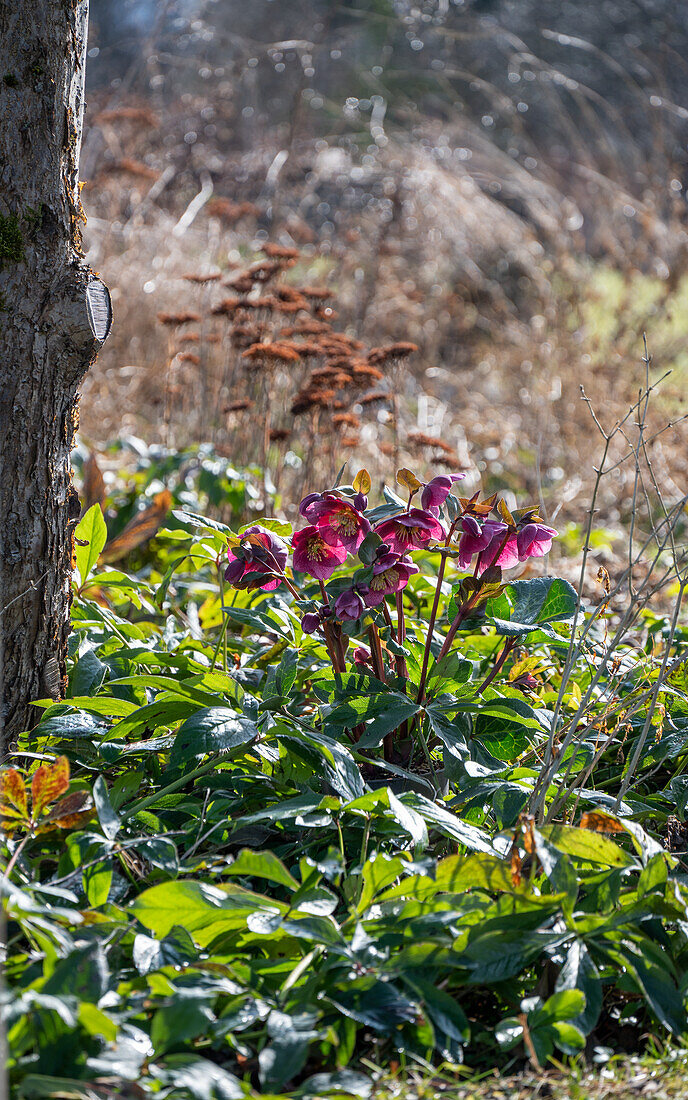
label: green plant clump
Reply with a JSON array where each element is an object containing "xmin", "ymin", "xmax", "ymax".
[
  {"xmin": 2, "ymin": 451, "xmax": 688, "ymax": 1098},
  {"xmin": 0, "ymin": 212, "xmax": 24, "ymax": 267}
]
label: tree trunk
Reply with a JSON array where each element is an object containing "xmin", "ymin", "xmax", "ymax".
[{"xmin": 0, "ymin": 1, "xmax": 110, "ymax": 753}]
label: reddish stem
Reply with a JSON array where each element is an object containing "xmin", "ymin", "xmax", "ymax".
[{"xmin": 475, "ymin": 637, "xmax": 516, "ymax": 696}]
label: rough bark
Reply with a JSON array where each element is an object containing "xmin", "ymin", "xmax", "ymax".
[{"xmin": 0, "ymin": 1, "xmax": 110, "ymax": 753}]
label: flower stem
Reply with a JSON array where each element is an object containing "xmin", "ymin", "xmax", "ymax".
[
  {"xmin": 475, "ymin": 637, "xmax": 516, "ymax": 696},
  {"xmin": 416, "ymin": 550, "xmax": 448, "ymax": 704}
]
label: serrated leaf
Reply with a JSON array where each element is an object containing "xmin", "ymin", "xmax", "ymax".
[
  {"xmin": 486, "ymin": 577, "xmax": 578, "ymax": 637},
  {"xmin": 169, "ymin": 707, "xmax": 258, "ymax": 765}
]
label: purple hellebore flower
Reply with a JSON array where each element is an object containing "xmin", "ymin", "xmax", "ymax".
[
  {"xmin": 301, "ymin": 612, "xmax": 322, "ymax": 634},
  {"xmin": 374, "ymin": 508, "xmax": 445, "ymax": 554},
  {"xmin": 517, "ymin": 521, "xmax": 558, "ymax": 562},
  {"xmin": 457, "ymin": 517, "xmax": 508, "ymax": 570},
  {"xmin": 364, "ymin": 552, "xmax": 419, "ymax": 607},
  {"xmin": 292, "ymin": 525, "xmax": 348, "ymax": 580},
  {"xmin": 420, "ymin": 473, "xmax": 466, "ymax": 516},
  {"xmin": 334, "ymin": 588, "xmax": 366, "ymax": 621},
  {"xmin": 225, "ymin": 526, "xmax": 288, "ymax": 591},
  {"xmin": 301, "ymin": 491, "xmax": 370, "ymax": 553}
]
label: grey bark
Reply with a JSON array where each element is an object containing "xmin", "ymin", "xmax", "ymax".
[{"xmin": 0, "ymin": 0, "xmax": 110, "ymax": 753}]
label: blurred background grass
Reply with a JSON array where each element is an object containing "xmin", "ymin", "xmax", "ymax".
[{"xmin": 78, "ymin": 0, "xmax": 688, "ymax": 567}]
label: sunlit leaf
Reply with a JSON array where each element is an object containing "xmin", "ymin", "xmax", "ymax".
[{"xmin": 31, "ymin": 756, "xmax": 70, "ymax": 817}]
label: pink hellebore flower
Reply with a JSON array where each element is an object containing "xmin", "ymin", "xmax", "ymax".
[
  {"xmin": 292, "ymin": 525, "xmax": 348, "ymax": 580},
  {"xmin": 301, "ymin": 492, "xmax": 370, "ymax": 553},
  {"xmin": 457, "ymin": 517, "xmax": 507, "ymax": 571},
  {"xmin": 374, "ymin": 508, "xmax": 445, "ymax": 554},
  {"xmin": 364, "ymin": 552, "xmax": 419, "ymax": 607},
  {"xmin": 421, "ymin": 473, "xmax": 465, "ymax": 516},
  {"xmin": 225, "ymin": 526, "xmax": 288, "ymax": 591},
  {"xmin": 517, "ymin": 522, "xmax": 558, "ymax": 562},
  {"xmin": 477, "ymin": 527, "xmax": 520, "ymax": 574}
]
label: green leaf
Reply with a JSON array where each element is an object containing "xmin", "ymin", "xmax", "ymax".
[
  {"xmin": 77, "ymin": 1002, "xmax": 118, "ymax": 1042},
  {"xmin": 495, "ymin": 1016, "xmax": 523, "ymax": 1049},
  {"xmin": 83, "ymin": 861, "xmax": 112, "ymax": 909},
  {"xmin": 226, "ymin": 849, "xmax": 299, "ymax": 890},
  {"xmin": 358, "ymin": 854, "xmax": 410, "ymax": 911},
  {"xmin": 474, "ymin": 698, "xmax": 543, "ymax": 762},
  {"xmin": 93, "ymin": 776, "xmax": 120, "ymax": 840},
  {"xmin": 275, "ymin": 648, "xmax": 298, "ymax": 697},
  {"xmin": 404, "ymin": 976, "xmax": 469, "ymax": 1053},
  {"xmin": 75, "ymin": 505, "xmax": 108, "ymax": 585},
  {"xmin": 402, "ymin": 794, "xmax": 498, "ymax": 855},
  {"xmin": 539, "ymin": 825, "xmax": 634, "ymax": 868},
  {"xmin": 387, "ymin": 789, "xmax": 428, "ymax": 850},
  {"xmin": 169, "ymin": 708, "xmax": 259, "ymax": 765},
  {"xmin": 132, "ymin": 880, "xmax": 288, "ymax": 942},
  {"xmin": 555, "ymin": 940, "xmax": 602, "ymax": 1034},
  {"xmin": 637, "ymin": 853, "xmax": 668, "ymax": 898},
  {"xmin": 278, "ymin": 729, "xmax": 364, "ymax": 801},
  {"xmin": 109, "ymin": 699, "xmax": 200, "ymax": 741},
  {"xmin": 551, "ymin": 1020, "xmax": 586, "ymax": 1054},
  {"xmin": 132, "ymin": 926, "xmax": 198, "ymax": 975},
  {"xmin": 172, "ymin": 509, "xmax": 233, "ymax": 535},
  {"xmin": 151, "ymin": 999, "xmax": 214, "ymax": 1055},
  {"xmin": 327, "ymin": 692, "xmax": 419, "ymax": 749},
  {"xmin": 539, "ymin": 989, "xmax": 586, "ymax": 1023},
  {"xmin": 149, "ymin": 1055, "xmax": 243, "ymax": 1100},
  {"xmin": 486, "ymin": 577, "xmax": 578, "ymax": 637},
  {"xmin": 36, "ymin": 710, "xmax": 107, "ymax": 741},
  {"xmin": 601, "ymin": 940, "xmax": 685, "ymax": 1034},
  {"xmin": 70, "ymin": 649, "xmax": 107, "ymax": 697},
  {"xmin": 533, "ymin": 829, "xmax": 578, "ymax": 904}
]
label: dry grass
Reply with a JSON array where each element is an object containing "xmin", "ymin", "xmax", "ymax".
[{"xmin": 79, "ymin": 87, "xmax": 688, "ymax": 589}]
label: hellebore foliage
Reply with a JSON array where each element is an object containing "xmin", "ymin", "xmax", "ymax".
[{"xmin": 3, "ymin": 456, "xmax": 688, "ymax": 1097}]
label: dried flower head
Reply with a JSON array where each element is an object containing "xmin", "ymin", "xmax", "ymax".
[
  {"xmin": 242, "ymin": 342, "xmax": 302, "ymax": 364},
  {"xmin": 207, "ymin": 197, "xmax": 260, "ymax": 222},
  {"xmin": 368, "ymin": 342, "xmax": 419, "ymax": 365},
  {"xmin": 157, "ymin": 310, "xmax": 202, "ymax": 326},
  {"xmin": 182, "ymin": 272, "xmax": 221, "ymax": 284},
  {"xmin": 261, "ymin": 243, "xmax": 300, "ymax": 260}
]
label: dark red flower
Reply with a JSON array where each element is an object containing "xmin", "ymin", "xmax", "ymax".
[
  {"xmin": 292, "ymin": 525, "xmax": 348, "ymax": 580},
  {"xmin": 374, "ymin": 509, "xmax": 445, "ymax": 554},
  {"xmin": 225, "ymin": 527, "xmax": 288, "ymax": 591},
  {"xmin": 300, "ymin": 492, "xmax": 370, "ymax": 552}
]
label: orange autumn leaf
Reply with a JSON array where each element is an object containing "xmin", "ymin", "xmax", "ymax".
[
  {"xmin": 83, "ymin": 452, "xmax": 107, "ymax": 511},
  {"xmin": 32, "ymin": 756, "xmax": 70, "ymax": 817},
  {"xmin": 100, "ymin": 489, "xmax": 172, "ymax": 564},
  {"xmin": 36, "ymin": 791, "xmax": 93, "ymax": 834},
  {"xmin": 579, "ymin": 811, "xmax": 625, "ymax": 833},
  {"xmin": 0, "ymin": 769, "xmax": 29, "ymax": 832}
]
